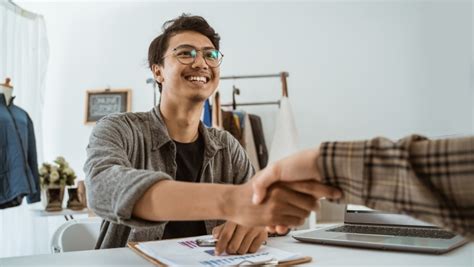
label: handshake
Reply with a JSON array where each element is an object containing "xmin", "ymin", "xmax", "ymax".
[
  {"xmin": 224, "ymin": 149, "xmax": 342, "ymax": 234},
  {"xmin": 212, "ymin": 148, "xmax": 342, "ymax": 255}
]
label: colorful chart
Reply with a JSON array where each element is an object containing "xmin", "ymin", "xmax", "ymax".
[
  {"xmin": 178, "ymin": 240, "xmax": 199, "ymax": 249},
  {"xmin": 199, "ymin": 252, "xmax": 271, "ymax": 266}
]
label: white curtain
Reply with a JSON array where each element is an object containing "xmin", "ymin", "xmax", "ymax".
[{"xmin": 0, "ymin": 0, "xmax": 50, "ymax": 257}]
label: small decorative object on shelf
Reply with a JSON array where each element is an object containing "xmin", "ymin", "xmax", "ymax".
[
  {"xmin": 42, "ymin": 187, "xmax": 63, "ymax": 211},
  {"xmin": 66, "ymin": 187, "xmax": 85, "ymax": 210},
  {"xmin": 76, "ymin": 180, "xmax": 88, "ymax": 208},
  {"xmin": 39, "ymin": 156, "xmax": 77, "ymax": 211}
]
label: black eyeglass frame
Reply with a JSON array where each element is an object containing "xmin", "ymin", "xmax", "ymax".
[{"xmin": 162, "ymin": 44, "xmax": 224, "ymax": 68}]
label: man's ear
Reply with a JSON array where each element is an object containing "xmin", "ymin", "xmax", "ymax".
[{"xmin": 152, "ymin": 64, "xmax": 164, "ymax": 83}]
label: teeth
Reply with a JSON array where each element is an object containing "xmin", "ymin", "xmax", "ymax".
[{"xmin": 187, "ymin": 76, "xmax": 207, "ymax": 83}]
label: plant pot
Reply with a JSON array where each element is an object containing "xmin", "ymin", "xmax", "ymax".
[
  {"xmin": 66, "ymin": 187, "xmax": 85, "ymax": 210},
  {"xmin": 41, "ymin": 186, "xmax": 64, "ymax": 211}
]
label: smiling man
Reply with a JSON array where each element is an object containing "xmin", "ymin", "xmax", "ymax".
[{"xmin": 84, "ymin": 14, "xmax": 336, "ymax": 255}]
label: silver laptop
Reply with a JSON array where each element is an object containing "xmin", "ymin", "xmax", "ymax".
[{"xmin": 293, "ymin": 205, "xmax": 467, "ymax": 254}]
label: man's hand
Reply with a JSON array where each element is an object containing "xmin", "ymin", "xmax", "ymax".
[
  {"xmin": 248, "ymin": 148, "xmax": 342, "ymax": 234},
  {"xmin": 225, "ymin": 180, "xmax": 337, "ymax": 228},
  {"xmin": 263, "ymin": 182, "xmax": 330, "ymax": 235},
  {"xmin": 252, "ymin": 148, "xmax": 342, "ymax": 204},
  {"xmin": 212, "ymin": 221, "xmax": 267, "ymax": 256}
]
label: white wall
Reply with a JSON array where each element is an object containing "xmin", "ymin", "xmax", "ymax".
[{"xmin": 19, "ymin": 0, "xmax": 472, "ymax": 180}]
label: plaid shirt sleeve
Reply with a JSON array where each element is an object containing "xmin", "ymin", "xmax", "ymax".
[{"xmin": 317, "ymin": 135, "xmax": 474, "ymax": 240}]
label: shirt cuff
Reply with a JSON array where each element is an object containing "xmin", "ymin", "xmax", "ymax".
[{"xmin": 317, "ymin": 140, "xmax": 368, "ymax": 206}]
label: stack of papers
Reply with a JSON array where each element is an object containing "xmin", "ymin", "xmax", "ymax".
[{"xmin": 135, "ymin": 235, "xmax": 304, "ymax": 266}]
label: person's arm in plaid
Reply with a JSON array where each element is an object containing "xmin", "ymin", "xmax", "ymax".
[{"xmin": 252, "ymin": 135, "xmax": 474, "ymax": 240}]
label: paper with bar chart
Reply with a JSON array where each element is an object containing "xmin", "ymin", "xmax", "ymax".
[{"xmin": 135, "ymin": 235, "xmax": 303, "ymax": 266}]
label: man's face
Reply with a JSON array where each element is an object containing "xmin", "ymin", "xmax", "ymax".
[{"xmin": 154, "ymin": 31, "xmax": 221, "ymax": 103}]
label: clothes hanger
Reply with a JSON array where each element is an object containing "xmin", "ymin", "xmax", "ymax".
[
  {"xmin": 232, "ymin": 84, "xmax": 240, "ymax": 111},
  {"xmin": 0, "ymin": 77, "xmax": 13, "ymax": 88},
  {"xmin": 1, "ymin": 78, "xmax": 14, "ymax": 105}
]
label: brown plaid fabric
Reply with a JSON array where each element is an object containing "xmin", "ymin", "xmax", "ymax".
[{"xmin": 317, "ymin": 135, "xmax": 474, "ymax": 240}]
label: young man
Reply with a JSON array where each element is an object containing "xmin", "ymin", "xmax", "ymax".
[
  {"xmin": 252, "ymin": 135, "xmax": 474, "ymax": 240},
  {"xmin": 84, "ymin": 14, "xmax": 337, "ymax": 255}
]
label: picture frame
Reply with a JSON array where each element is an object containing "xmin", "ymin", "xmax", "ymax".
[{"xmin": 84, "ymin": 88, "xmax": 131, "ymax": 124}]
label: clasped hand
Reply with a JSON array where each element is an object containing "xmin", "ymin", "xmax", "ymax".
[
  {"xmin": 217, "ymin": 149, "xmax": 342, "ymax": 254},
  {"xmin": 217, "ymin": 177, "xmax": 340, "ymax": 254}
]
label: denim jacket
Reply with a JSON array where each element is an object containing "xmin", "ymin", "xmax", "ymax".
[
  {"xmin": 0, "ymin": 94, "xmax": 40, "ymax": 208},
  {"xmin": 84, "ymin": 106, "xmax": 255, "ymax": 248}
]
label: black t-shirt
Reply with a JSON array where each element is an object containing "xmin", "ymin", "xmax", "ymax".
[{"xmin": 161, "ymin": 133, "xmax": 207, "ymax": 240}]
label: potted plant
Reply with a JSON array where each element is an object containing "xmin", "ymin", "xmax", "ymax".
[{"xmin": 39, "ymin": 156, "xmax": 76, "ymax": 211}]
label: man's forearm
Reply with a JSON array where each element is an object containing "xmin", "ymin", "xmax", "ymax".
[{"xmin": 132, "ymin": 180, "xmax": 234, "ymax": 221}]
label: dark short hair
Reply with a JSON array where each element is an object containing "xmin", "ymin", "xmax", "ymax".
[{"xmin": 148, "ymin": 14, "xmax": 221, "ymax": 91}]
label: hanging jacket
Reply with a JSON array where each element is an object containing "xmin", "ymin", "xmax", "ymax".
[
  {"xmin": 249, "ymin": 114, "xmax": 268, "ymax": 168},
  {"xmin": 211, "ymin": 92, "xmax": 223, "ymax": 129},
  {"xmin": 202, "ymin": 99, "xmax": 212, "ymax": 127},
  {"xmin": 243, "ymin": 113, "xmax": 260, "ymax": 171},
  {"xmin": 222, "ymin": 111, "xmax": 243, "ymax": 146},
  {"xmin": 232, "ymin": 111, "xmax": 260, "ymax": 171},
  {"xmin": 0, "ymin": 94, "xmax": 40, "ymax": 209}
]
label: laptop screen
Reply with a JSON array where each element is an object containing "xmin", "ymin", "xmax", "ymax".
[
  {"xmin": 345, "ymin": 205, "xmax": 435, "ymax": 227},
  {"xmin": 347, "ymin": 204, "xmax": 375, "ymax": 212}
]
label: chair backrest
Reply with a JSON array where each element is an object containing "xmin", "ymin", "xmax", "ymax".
[{"xmin": 50, "ymin": 217, "xmax": 102, "ymax": 253}]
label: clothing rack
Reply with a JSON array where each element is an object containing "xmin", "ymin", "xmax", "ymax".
[
  {"xmin": 220, "ymin": 71, "xmax": 289, "ymax": 109},
  {"xmin": 144, "ymin": 71, "xmax": 289, "ymax": 108}
]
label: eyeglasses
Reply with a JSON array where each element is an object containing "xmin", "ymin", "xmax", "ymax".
[{"xmin": 163, "ymin": 45, "xmax": 224, "ymax": 68}]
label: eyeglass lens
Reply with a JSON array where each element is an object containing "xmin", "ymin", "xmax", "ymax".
[{"xmin": 173, "ymin": 45, "xmax": 223, "ymax": 67}]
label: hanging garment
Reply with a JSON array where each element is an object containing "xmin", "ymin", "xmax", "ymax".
[
  {"xmin": 233, "ymin": 114, "xmax": 245, "ymax": 144},
  {"xmin": 202, "ymin": 99, "xmax": 212, "ymax": 127},
  {"xmin": 243, "ymin": 114, "xmax": 260, "ymax": 171},
  {"xmin": 222, "ymin": 111, "xmax": 243, "ymax": 146},
  {"xmin": 211, "ymin": 92, "xmax": 223, "ymax": 129},
  {"xmin": 233, "ymin": 111, "xmax": 260, "ymax": 171},
  {"xmin": 268, "ymin": 97, "xmax": 299, "ymax": 163},
  {"xmin": 249, "ymin": 114, "xmax": 268, "ymax": 168},
  {"xmin": 232, "ymin": 112, "xmax": 246, "ymax": 146},
  {"xmin": 0, "ymin": 94, "xmax": 40, "ymax": 209}
]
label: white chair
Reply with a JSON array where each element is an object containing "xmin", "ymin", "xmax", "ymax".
[{"xmin": 50, "ymin": 217, "xmax": 102, "ymax": 253}]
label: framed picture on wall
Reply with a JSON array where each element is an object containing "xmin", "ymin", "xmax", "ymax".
[{"xmin": 84, "ymin": 88, "xmax": 132, "ymax": 124}]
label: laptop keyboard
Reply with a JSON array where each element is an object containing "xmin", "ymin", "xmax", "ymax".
[{"xmin": 327, "ymin": 225, "xmax": 456, "ymax": 239}]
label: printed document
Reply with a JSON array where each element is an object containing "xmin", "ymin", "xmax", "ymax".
[{"xmin": 136, "ymin": 235, "xmax": 303, "ymax": 266}]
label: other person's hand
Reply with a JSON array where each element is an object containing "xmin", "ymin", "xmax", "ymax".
[
  {"xmin": 252, "ymin": 148, "xmax": 342, "ymax": 205},
  {"xmin": 226, "ymin": 180, "xmax": 321, "ymax": 227}
]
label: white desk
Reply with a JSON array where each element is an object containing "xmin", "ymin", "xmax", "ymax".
[{"xmin": 1, "ymin": 230, "xmax": 472, "ymax": 266}]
